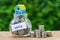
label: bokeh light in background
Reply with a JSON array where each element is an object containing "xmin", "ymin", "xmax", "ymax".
[{"xmin": 0, "ymin": 0, "xmax": 60, "ymax": 31}]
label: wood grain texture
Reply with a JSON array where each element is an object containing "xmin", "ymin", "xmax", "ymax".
[{"xmin": 0, "ymin": 31, "xmax": 60, "ymax": 40}]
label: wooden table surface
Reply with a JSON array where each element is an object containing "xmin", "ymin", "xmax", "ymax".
[{"xmin": 0, "ymin": 31, "xmax": 60, "ymax": 40}]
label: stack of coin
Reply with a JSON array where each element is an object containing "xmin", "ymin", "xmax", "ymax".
[
  {"xmin": 42, "ymin": 31, "xmax": 47, "ymax": 38},
  {"xmin": 35, "ymin": 30, "xmax": 39, "ymax": 38},
  {"xmin": 30, "ymin": 31, "xmax": 34, "ymax": 37},
  {"xmin": 46, "ymin": 31, "xmax": 52, "ymax": 37}
]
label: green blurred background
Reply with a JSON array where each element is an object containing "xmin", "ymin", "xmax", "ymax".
[{"xmin": 0, "ymin": 0, "xmax": 60, "ymax": 31}]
